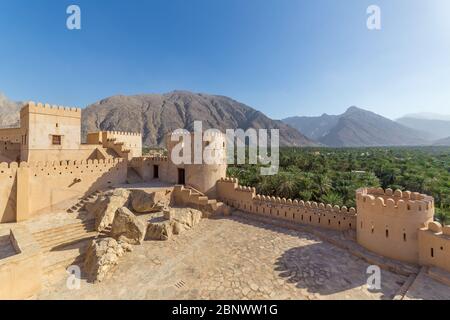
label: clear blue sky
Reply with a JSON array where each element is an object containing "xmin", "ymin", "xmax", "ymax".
[{"xmin": 0, "ymin": 0, "xmax": 449, "ymax": 119}]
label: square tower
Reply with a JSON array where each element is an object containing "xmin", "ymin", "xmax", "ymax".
[{"xmin": 20, "ymin": 102, "xmax": 82, "ymax": 162}]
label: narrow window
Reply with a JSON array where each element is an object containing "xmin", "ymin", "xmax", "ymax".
[
  {"xmin": 328, "ymin": 219, "xmax": 331, "ymax": 225},
  {"xmin": 385, "ymin": 229, "xmax": 389, "ymax": 238},
  {"xmin": 431, "ymin": 248, "xmax": 434, "ymax": 258},
  {"xmin": 403, "ymin": 233, "xmax": 407, "ymax": 242},
  {"xmin": 52, "ymin": 135, "xmax": 61, "ymax": 145}
]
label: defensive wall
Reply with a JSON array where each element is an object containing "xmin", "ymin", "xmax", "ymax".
[
  {"xmin": 356, "ymin": 187, "xmax": 434, "ymax": 264},
  {"xmin": 0, "ymin": 159, "xmax": 127, "ymax": 223},
  {"xmin": 216, "ymin": 177, "xmax": 357, "ymax": 232}
]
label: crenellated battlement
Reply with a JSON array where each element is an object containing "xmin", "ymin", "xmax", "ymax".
[
  {"xmin": 129, "ymin": 156, "xmax": 169, "ymax": 165},
  {"xmin": 217, "ymin": 177, "xmax": 357, "ymax": 231},
  {"xmin": 421, "ymin": 221, "xmax": 450, "ymax": 236},
  {"xmin": 0, "ymin": 158, "xmax": 125, "ymax": 175},
  {"xmin": 218, "ymin": 177, "xmax": 357, "ymax": 216},
  {"xmin": 21, "ymin": 101, "xmax": 81, "ymax": 118},
  {"xmin": 418, "ymin": 221, "xmax": 450, "ymax": 273},
  {"xmin": 104, "ymin": 131, "xmax": 142, "ymax": 137},
  {"xmin": 356, "ymin": 187, "xmax": 435, "ymax": 264},
  {"xmin": 356, "ymin": 187, "xmax": 434, "ymax": 217}
]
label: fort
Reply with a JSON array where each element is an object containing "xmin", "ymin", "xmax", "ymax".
[{"xmin": 0, "ymin": 101, "xmax": 449, "ymax": 300}]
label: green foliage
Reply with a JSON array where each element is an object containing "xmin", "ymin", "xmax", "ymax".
[{"xmin": 227, "ymin": 146, "xmax": 450, "ymax": 210}]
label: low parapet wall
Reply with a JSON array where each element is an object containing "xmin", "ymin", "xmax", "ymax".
[
  {"xmin": 419, "ymin": 222, "xmax": 450, "ymax": 273},
  {"xmin": 216, "ymin": 178, "xmax": 357, "ymax": 232}
]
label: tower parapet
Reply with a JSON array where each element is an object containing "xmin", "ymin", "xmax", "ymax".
[
  {"xmin": 20, "ymin": 101, "xmax": 81, "ymax": 118},
  {"xmin": 356, "ymin": 187, "xmax": 434, "ymax": 264}
]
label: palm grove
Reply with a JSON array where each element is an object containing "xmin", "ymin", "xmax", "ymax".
[{"xmin": 227, "ymin": 147, "xmax": 450, "ymax": 225}]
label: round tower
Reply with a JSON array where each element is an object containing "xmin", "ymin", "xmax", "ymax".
[
  {"xmin": 356, "ymin": 187, "xmax": 435, "ymax": 264},
  {"xmin": 166, "ymin": 130, "xmax": 227, "ymax": 197}
]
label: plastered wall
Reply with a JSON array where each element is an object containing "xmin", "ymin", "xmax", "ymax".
[
  {"xmin": 419, "ymin": 222, "xmax": 450, "ymax": 273},
  {"xmin": 0, "ymin": 159, "xmax": 127, "ymax": 222},
  {"xmin": 0, "ymin": 163, "xmax": 18, "ymax": 223},
  {"xmin": 216, "ymin": 178, "xmax": 357, "ymax": 231},
  {"xmin": 356, "ymin": 188, "xmax": 435, "ymax": 264}
]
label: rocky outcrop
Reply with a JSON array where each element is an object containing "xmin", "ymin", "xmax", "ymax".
[
  {"xmin": 164, "ymin": 207, "xmax": 203, "ymax": 230},
  {"xmin": 110, "ymin": 207, "xmax": 147, "ymax": 245},
  {"xmin": 145, "ymin": 221, "xmax": 173, "ymax": 241},
  {"xmin": 146, "ymin": 208, "xmax": 203, "ymax": 240},
  {"xmin": 86, "ymin": 189, "xmax": 130, "ymax": 232},
  {"xmin": 130, "ymin": 190, "xmax": 166, "ymax": 213},
  {"xmin": 84, "ymin": 237, "xmax": 133, "ymax": 283}
]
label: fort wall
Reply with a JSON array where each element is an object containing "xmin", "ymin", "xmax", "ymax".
[
  {"xmin": 20, "ymin": 102, "xmax": 83, "ymax": 162},
  {"xmin": 356, "ymin": 187, "xmax": 435, "ymax": 264},
  {"xmin": 418, "ymin": 222, "xmax": 450, "ymax": 273},
  {"xmin": 87, "ymin": 131, "xmax": 142, "ymax": 159},
  {"xmin": 0, "ymin": 225, "xmax": 42, "ymax": 299},
  {"xmin": 216, "ymin": 178, "xmax": 357, "ymax": 232},
  {"xmin": 0, "ymin": 163, "xmax": 18, "ymax": 223},
  {"xmin": 166, "ymin": 131, "xmax": 227, "ymax": 196},
  {"xmin": 0, "ymin": 159, "xmax": 127, "ymax": 222}
]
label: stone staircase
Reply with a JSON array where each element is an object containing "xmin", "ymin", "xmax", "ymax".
[
  {"xmin": 67, "ymin": 190, "xmax": 102, "ymax": 213},
  {"xmin": 34, "ymin": 191, "xmax": 105, "ymax": 277},
  {"xmin": 33, "ymin": 219, "xmax": 98, "ymax": 275},
  {"xmin": 173, "ymin": 185, "xmax": 229, "ymax": 216},
  {"xmin": 105, "ymin": 138, "xmax": 131, "ymax": 160}
]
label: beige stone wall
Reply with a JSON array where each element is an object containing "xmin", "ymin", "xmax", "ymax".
[
  {"xmin": 217, "ymin": 178, "xmax": 357, "ymax": 231},
  {"xmin": 0, "ymin": 225, "xmax": 42, "ymax": 299},
  {"xmin": 356, "ymin": 188, "xmax": 435, "ymax": 264},
  {"xmin": 0, "ymin": 128, "xmax": 23, "ymax": 163},
  {"xmin": 20, "ymin": 102, "xmax": 83, "ymax": 162},
  {"xmin": 418, "ymin": 222, "xmax": 450, "ymax": 273},
  {"xmin": 166, "ymin": 131, "xmax": 227, "ymax": 196},
  {"xmin": 22, "ymin": 158, "xmax": 127, "ymax": 220},
  {"xmin": 129, "ymin": 156, "xmax": 171, "ymax": 182},
  {"xmin": 0, "ymin": 141, "xmax": 21, "ymax": 162},
  {"xmin": 0, "ymin": 159, "xmax": 127, "ymax": 223},
  {"xmin": 0, "ymin": 163, "xmax": 18, "ymax": 223},
  {"xmin": 0, "ymin": 127, "xmax": 22, "ymax": 144}
]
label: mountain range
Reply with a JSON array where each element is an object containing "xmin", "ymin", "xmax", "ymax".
[
  {"xmin": 282, "ymin": 107, "xmax": 435, "ymax": 147},
  {"xmin": 396, "ymin": 117, "xmax": 450, "ymax": 141},
  {"xmin": 81, "ymin": 91, "xmax": 315, "ymax": 147},
  {"xmin": 1, "ymin": 90, "xmax": 448, "ymax": 147}
]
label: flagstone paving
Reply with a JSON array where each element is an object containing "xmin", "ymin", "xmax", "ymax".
[{"xmin": 36, "ymin": 212, "xmax": 418, "ymax": 300}]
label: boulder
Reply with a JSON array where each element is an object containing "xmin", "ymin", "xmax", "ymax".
[
  {"xmin": 84, "ymin": 237, "xmax": 133, "ymax": 283},
  {"xmin": 165, "ymin": 207, "xmax": 203, "ymax": 229},
  {"xmin": 86, "ymin": 188, "xmax": 130, "ymax": 232},
  {"xmin": 146, "ymin": 221, "xmax": 173, "ymax": 241},
  {"xmin": 130, "ymin": 190, "xmax": 166, "ymax": 213},
  {"xmin": 110, "ymin": 207, "xmax": 147, "ymax": 244}
]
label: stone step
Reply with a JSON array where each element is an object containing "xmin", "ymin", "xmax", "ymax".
[
  {"xmin": 33, "ymin": 220, "xmax": 95, "ymax": 238},
  {"xmin": 34, "ymin": 226, "xmax": 95, "ymax": 243},
  {"xmin": 42, "ymin": 241, "xmax": 92, "ymax": 275},
  {"xmin": 37, "ymin": 231, "xmax": 98, "ymax": 252}
]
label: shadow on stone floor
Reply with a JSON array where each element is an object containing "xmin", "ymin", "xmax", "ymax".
[
  {"xmin": 275, "ymin": 245, "xmax": 399, "ymax": 299},
  {"xmin": 213, "ymin": 213, "xmax": 402, "ymax": 299}
]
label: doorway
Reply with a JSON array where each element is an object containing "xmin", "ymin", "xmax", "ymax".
[
  {"xmin": 178, "ymin": 168, "xmax": 185, "ymax": 185},
  {"xmin": 153, "ymin": 165, "xmax": 159, "ymax": 179}
]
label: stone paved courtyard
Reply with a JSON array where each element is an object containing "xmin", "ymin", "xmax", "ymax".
[{"xmin": 37, "ymin": 213, "xmax": 416, "ymax": 300}]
